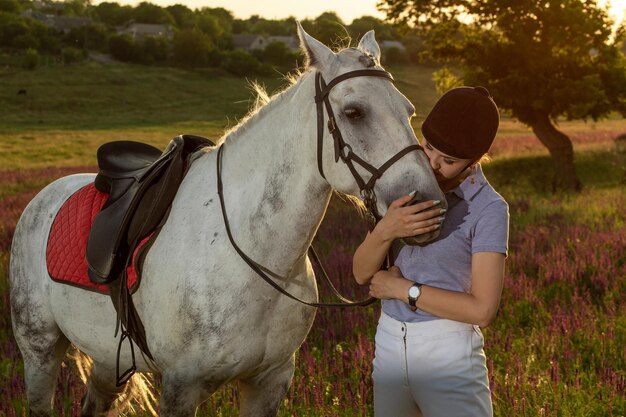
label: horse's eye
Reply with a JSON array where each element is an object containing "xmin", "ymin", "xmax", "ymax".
[{"xmin": 344, "ymin": 107, "xmax": 363, "ymax": 119}]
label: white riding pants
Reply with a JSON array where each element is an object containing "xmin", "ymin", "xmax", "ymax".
[{"xmin": 373, "ymin": 312, "xmax": 493, "ymax": 417}]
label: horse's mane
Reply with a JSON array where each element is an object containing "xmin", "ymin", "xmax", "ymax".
[
  {"xmin": 214, "ymin": 68, "xmax": 306, "ymax": 147},
  {"xmin": 218, "ymin": 35, "xmax": 357, "ymax": 146}
]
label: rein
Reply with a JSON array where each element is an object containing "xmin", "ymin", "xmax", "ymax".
[
  {"xmin": 217, "ymin": 144, "xmax": 375, "ymax": 307},
  {"xmin": 217, "ymin": 69, "xmax": 423, "ymax": 308}
]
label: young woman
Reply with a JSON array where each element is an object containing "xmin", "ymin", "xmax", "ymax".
[{"xmin": 353, "ymin": 86, "xmax": 509, "ymax": 417}]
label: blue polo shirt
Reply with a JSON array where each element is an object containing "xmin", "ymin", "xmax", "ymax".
[{"xmin": 382, "ymin": 164, "xmax": 509, "ymax": 323}]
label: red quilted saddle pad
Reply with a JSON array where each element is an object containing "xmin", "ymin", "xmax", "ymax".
[{"xmin": 46, "ymin": 183, "xmax": 148, "ymax": 294}]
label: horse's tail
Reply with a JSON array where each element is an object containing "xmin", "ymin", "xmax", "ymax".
[{"xmin": 68, "ymin": 346, "xmax": 158, "ymax": 417}]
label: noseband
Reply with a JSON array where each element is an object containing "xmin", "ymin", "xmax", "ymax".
[{"xmin": 314, "ymin": 69, "xmax": 422, "ymax": 223}]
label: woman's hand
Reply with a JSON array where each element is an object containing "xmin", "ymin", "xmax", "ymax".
[
  {"xmin": 353, "ymin": 193, "xmax": 445, "ymax": 286},
  {"xmin": 373, "ymin": 193, "xmax": 445, "ymax": 242},
  {"xmin": 369, "ymin": 266, "xmax": 414, "ymax": 301}
]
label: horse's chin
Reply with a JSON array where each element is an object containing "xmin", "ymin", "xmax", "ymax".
[{"xmin": 401, "ymin": 229, "xmax": 441, "ymax": 246}]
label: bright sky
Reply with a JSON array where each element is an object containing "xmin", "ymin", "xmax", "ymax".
[
  {"xmin": 600, "ymin": 0, "xmax": 626, "ymax": 27},
  {"xmin": 104, "ymin": 0, "xmax": 625, "ymax": 25},
  {"xmin": 97, "ymin": 0, "xmax": 378, "ymax": 23}
]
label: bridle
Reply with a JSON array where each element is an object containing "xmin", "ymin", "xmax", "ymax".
[
  {"xmin": 314, "ymin": 69, "xmax": 422, "ymax": 223},
  {"xmin": 216, "ymin": 68, "xmax": 423, "ymax": 308}
]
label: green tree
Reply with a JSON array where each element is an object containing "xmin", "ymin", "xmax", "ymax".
[
  {"xmin": 171, "ymin": 28, "xmax": 212, "ymax": 67},
  {"xmin": 196, "ymin": 12, "xmax": 223, "ymax": 38},
  {"xmin": 196, "ymin": 7, "xmax": 233, "ymax": 49},
  {"xmin": 262, "ymin": 40, "xmax": 293, "ymax": 66},
  {"xmin": 249, "ymin": 17, "xmax": 293, "ymax": 36},
  {"xmin": 221, "ymin": 48, "xmax": 261, "ymax": 76},
  {"xmin": 28, "ymin": 18, "xmax": 60, "ymax": 53},
  {"xmin": 166, "ymin": 4, "xmax": 195, "ymax": 29},
  {"xmin": 1, "ymin": 15, "xmax": 28, "ymax": 46},
  {"xmin": 62, "ymin": 46, "xmax": 86, "ymax": 64},
  {"xmin": 0, "ymin": 13, "xmax": 59, "ymax": 52},
  {"xmin": 108, "ymin": 33, "xmax": 135, "ymax": 61},
  {"xmin": 0, "ymin": 0, "xmax": 20, "ymax": 14},
  {"xmin": 232, "ymin": 18, "xmax": 249, "ymax": 34},
  {"xmin": 63, "ymin": 23, "xmax": 108, "ymax": 51},
  {"xmin": 349, "ymin": 16, "xmax": 396, "ymax": 41},
  {"xmin": 379, "ymin": 0, "xmax": 626, "ymax": 190},
  {"xmin": 22, "ymin": 47, "xmax": 38, "ymax": 69},
  {"xmin": 92, "ymin": 2, "xmax": 133, "ymax": 27},
  {"xmin": 132, "ymin": 2, "xmax": 174, "ymax": 25},
  {"xmin": 12, "ymin": 33, "xmax": 38, "ymax": 49},
  {"xmin": 202, "ymin": 7, "xmax": 234, "ymax": 33},
  {"xmin": 139, "ymin": 35, "xmax": 169, "ymax": 64},
  {"xmin": 64, "ymin": 0, "xmax": 89, "ymax": 16},
  {"xmin": 85, "ymin": 23, "xmax": 109, "ymax": 51},
  {"xmin": 311, "ymin": 12, "xmax": 347, "ymax": 46}
]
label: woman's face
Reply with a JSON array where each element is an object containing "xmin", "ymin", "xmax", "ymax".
[{"xmin": 423, "ymin": 140, "xmax": 473, "ymax": 182}]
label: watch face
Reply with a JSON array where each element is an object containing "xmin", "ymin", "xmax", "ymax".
[{"xmin": 409, "ymin": 285, "xmax": 420, "ymax": 298}]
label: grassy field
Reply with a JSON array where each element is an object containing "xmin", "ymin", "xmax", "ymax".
[{"xmin": 0, "ymin": 61, "xmax": 625, "ymax": 416}]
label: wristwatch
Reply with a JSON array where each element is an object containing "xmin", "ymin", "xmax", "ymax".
[{"xmin": 408, "ymin": 282, "xmax": 422, "ymax": 310}]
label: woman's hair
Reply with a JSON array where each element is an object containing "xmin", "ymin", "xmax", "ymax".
[{"xmin": 475, "ymin": 153, "xmax": 492, "ymax": 165}]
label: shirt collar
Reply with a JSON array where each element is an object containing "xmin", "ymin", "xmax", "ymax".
[{"xmin": 448, "ymin": 163, "xmax": 488, "ymax": 201}]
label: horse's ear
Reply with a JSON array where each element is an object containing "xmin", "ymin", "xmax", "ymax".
[
  {"xmin": 357, "ymin": 30, "xmax": 381, "ymax": 62},
  {"xmin": 297, "ymin": 21, "xmax": 335, "ymax": 70}
]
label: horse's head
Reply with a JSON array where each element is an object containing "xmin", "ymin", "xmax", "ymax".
[{"xmin": 297, "ymin": 24, "xmax": 446, "ymax": 245}]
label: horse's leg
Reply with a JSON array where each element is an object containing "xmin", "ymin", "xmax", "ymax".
[
  {"xmin": 17, "ymin": 329, "xmax": 70, "ymax": 417},
  {"xmin": 80, "ymin": 362, "xmax": 125, "ymax": 416},
  {"xmin": 11, "ymin": 269, "xmax": 70, "ymax": 416},
  {"xmin": 159, "ymin": 370, "xmax": 206, "ymax": 417},
  {"xmin": 239, "ymin": 355, "xmax": 295, "ymax": 417}
]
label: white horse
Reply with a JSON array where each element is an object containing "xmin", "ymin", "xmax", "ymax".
[{"xmin": 10, "ymin": 24, "xmax": 445, "ymax": 416}]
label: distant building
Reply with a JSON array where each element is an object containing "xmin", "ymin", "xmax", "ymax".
[
  {"xmin": 379, "ymin": 40, "xmax": 406, "ymax": 52},
  {"xmin": 266, "ymin": 36, "xmax": 299, "ymax": 52},
  {"xmin": 118, "ymin": 23, "xmax": 174, "ymax": 40},
  {"xmin": 232, "ymin": 34, "xmax": 267, "ymax": 51},
  {"xmin": 20, "ymin": 9, "xmax": 91, "ymax": 33},
  {"xmin": 20, "ymin": 9, "xmax": 48, "ymax": 21},
  {"xmin": 232, "ymin": 34, "xmax": 300, "ymax": 52},
  {"xmin": 51, "ymin": 16, "xmax": 91, "ymax": 33},
  {"xmin": 40, "ymin": 0, "xmax": 66, "ymax": 15}
]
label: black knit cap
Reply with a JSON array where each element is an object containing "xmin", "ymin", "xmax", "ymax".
[{"xmin": 421, "ymin": 86, "xmax": 499, "ymax": 160}]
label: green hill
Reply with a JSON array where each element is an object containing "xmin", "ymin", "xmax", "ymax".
[
  {"xmin": 0, "ymin": 61, "xmax": 621, "ymax": 171},
  {"xmin": 0, "ymin": 62, "xmax": 441, "ymax": 132},
  {"xmin": 0, "ymin": 62, "xmax": 282, "ymax": 132}
]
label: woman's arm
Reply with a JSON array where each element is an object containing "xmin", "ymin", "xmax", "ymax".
[
  {"xmin": 368, "ymin": 252, "xmax": 506, "ymax": 327},
  {"xmin": 352, "ymin": 194, "xmax": 444, "ymax": 285}
]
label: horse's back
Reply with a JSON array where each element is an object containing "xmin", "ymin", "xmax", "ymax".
[
  {"xmin": 11, "ymin": 173, "xmax": 95, "ymax": 267},
  {"xmin": 12, "ymin": 173, "xmax": 95, "ymax": 262},
  {"xmin": 10, "ymin": 174, "xmax": 95, "ymax": 351},
  {"xmin": 11, "ymin": 174, "xmax": 94, "ymax": 302}
]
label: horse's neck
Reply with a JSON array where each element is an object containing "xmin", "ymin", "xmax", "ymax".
[{"xmin": 206, "ymin": 73, "xmax": 332, "ymax": 274}]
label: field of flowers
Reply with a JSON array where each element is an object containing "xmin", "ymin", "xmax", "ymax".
[{"xmin": 0, "ymin": 129, "xmax": 624, "ymax": 417}]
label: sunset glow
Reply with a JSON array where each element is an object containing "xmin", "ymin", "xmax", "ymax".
[{"xmin": 97, "ymin": 0, "xmax": 626, "ymax": 25}]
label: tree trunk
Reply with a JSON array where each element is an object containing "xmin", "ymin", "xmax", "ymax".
[{"xmin": 529, "ymin": 113, "xmax": 582, "ymax": 191}]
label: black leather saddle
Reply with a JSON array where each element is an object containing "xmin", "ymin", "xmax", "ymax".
[{"xmin": 87, "ymin": 134, "xmax": 214, "ymax": 285}]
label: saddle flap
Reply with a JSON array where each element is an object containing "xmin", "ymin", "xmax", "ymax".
[
  {"xmin": 86, "ymin": 135, "xmax": 215, "ymax": 284},
  {"xmin": 87, "ymin": 184, "xmax": 136, "ymax": 282}
]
